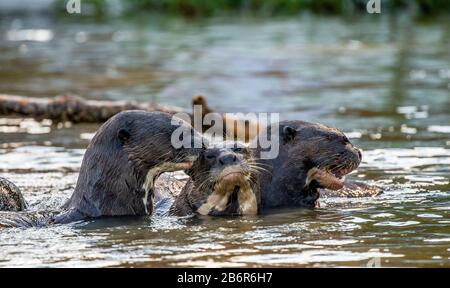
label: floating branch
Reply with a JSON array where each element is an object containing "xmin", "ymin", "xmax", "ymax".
[
  {"xmin": 0, "ymin": 94, "xmax": 261, "ymax": 142},
  {"xmin": 0, "ymin": 94, "xmax": 188, "ymax": 123}
]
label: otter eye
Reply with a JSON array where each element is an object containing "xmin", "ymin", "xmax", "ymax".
[
  {"xmin": 342, "ymin": 136, "xmax": 350, "ymax": 144},
  {"xmin": 235, "ymin": 147, "xmax": 250, "ymax": 155},
  {"xmin": 206, "ymin": 154, "xmax": 216, "ymax": 160},
  {"xmin": 118, "ymin": 128, "xmax": 131, "ymax": 144}
]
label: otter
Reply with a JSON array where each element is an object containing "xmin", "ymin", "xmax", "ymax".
[
  {"xmin": 155, "ymin": 118, "xmax": 373, "ymax": 214},
  {"xmin": 191, "ymin": 96, "xmax": 380, "ymax": 207},
  {"xmin": 54, "ymin": 110, "xmax": 204, "ymax": 223},
  {"xmin": 0, "ymin": 112, "xmax": 377, "ymax": 227},
  {"xmin": 0, "ymin": 146, "xmax": 260, "ymax": 227},
  {"xmin": 169, "ymin": 143, "xmax": 260, "ymax": 216},
  {"xmin": 254, "ymin": 120, "xmax": 363, "ymax": 210},
  {"xmin": 0, "ymin": 111, "xmax": 205, "ymax": 227}
]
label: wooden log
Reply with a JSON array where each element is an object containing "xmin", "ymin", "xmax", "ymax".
[
  {"xmin": 192, "ymin": 95, "xmax": 261, "ymax": 142},
  {"xmin": 0, "ymin": 94, "xmax": 188, "ymax": 123},
  {"xmin": 0, "ymin": 94, "xmax": 258, "ymax": 143}
]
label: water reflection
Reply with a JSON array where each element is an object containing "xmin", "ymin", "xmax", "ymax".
[{"xmin": 0, "ymin": 14, "xmax": 449, "ymax": 267}]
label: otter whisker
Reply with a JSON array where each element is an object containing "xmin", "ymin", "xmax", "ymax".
[
  {"xmin": 315, "ymin": 154, "xmax": 341, "ymax": 168},
  {"xmin": 247, "ymin": 165, "xmax": 268, "ymax": 173},
  {"xmin": 248, "ymin": 163, "xmax": 270, "ymax": 173},
  {"xmin": 249, "ymin": 162, "xmax": 273, "ymax": 169},
  {"xmin": 248, "ymin": 167, "xmax": 270, "ymax": 177}
]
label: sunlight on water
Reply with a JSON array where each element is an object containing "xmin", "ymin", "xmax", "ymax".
[
  {"xmin": 6, "ymin": 29, "xmax": 53, "ymax": 42},
  {"xmin": 0, "ymin": 146, "xmax": 83, "ymax": 171},
  {"xmin": 0, "ymin": 137, "xmax": 449, "ymax": 267},
  {"xmin": 0, "ymin": 14, "xmax": 449, "ymax": 267}
]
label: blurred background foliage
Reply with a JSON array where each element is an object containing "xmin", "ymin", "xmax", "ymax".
[{"xmin": 53, "ymin": 0, "xmax": 450, "ymax": 18}]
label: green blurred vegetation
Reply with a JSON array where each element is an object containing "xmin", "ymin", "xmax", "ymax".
[{"xmin": 54, "ymin": 0, "xmax": 450, "ymax": 17}]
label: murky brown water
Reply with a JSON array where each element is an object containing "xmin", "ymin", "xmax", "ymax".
[{"xmin": 0, "ymin": 14, "xmax": 449, "ymax": 267}]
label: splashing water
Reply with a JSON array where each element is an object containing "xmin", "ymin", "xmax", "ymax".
[{"xmin": 0, "ymin": 15, "xmax": 449, "ymax": 267}]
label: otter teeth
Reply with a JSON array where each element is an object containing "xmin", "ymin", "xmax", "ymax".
[{"xmin": 330, "ymin": 171, "xmax": 344, "ymax": 180}]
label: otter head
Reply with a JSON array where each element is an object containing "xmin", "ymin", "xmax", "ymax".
[
  {"xmin": 119, "ymin": 113, "xmax": 205, "ymax": 170},
  {"xmin": 173, "ymin": 143, "xmax": 260, "ymax": 216},
  {"xmin": 57, "ymin": 111, "xmax": 206, "ymax": 223},
  {"xmin": 257, "ymin": 120, "xmax": 361, "ymax": 209}
]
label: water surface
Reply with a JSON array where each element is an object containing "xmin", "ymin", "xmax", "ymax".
[{"xmin": 0, "ymin": 14, "xmax": 449, "ymax": 267}]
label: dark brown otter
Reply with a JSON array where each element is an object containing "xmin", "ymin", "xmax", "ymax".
[
  {"xmin": 1, "ymin": 111, "xmax": 206, "ymax": 227},
  {"xmin": 1, "ymin": 111, "xmax": 205, "ymax": 227},
  {"xmin": 254, "ymin": 120, "xmax": 363, "ymax": 210},
  {"xmin": 53, "ymin": 110, "xmax": 205, "ymax": 223},
  {"xmin": 169, "ymin": 143, "xmax": 260, "ymax": 216},
  {"xmin": 0, "ymin": 111, "xmax": 373, "ymax": 228}
]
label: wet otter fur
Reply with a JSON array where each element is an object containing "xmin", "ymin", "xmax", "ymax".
[
  {"xmin": 254, "ymin": 120, "xmax": 363, "ymax": 209},
  {"xmin": 54, "ymin": 110, "xmax": 204, "ymax": 223},
  {"xmin": 191, "ymin": 96, "xmax": 381, "ymax": 194},
  {"xmin": 0, "ymin": 107, "xmax": 379, "ymax": 227},
  {"xmin": 169, "ymin": 143, "xmax": 260, "ymax": 216},
  {"xmin": 0, "ymin": 111, "xmax": 205, "ymax": 227}
]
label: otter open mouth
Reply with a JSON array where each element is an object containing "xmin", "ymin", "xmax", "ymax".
[{"xmin": 305, "ymin": 167, "xmax": 354, "ymax": 191}]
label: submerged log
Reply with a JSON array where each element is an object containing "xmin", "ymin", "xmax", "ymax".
[
  {"xmin": 0, "ymin": 177, "xmax": 27, "ymax": 212},
  {"xmin": 0, "ymin": 94, "xmax": 188, "ymax": 123}
]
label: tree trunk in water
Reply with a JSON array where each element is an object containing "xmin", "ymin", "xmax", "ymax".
[
  {"xmin": 0, "ymin": 94, "xmax": 188, "ymax": 123},
  {"xmin": 0, "ymin": 94, "xmax": 260, "ymax": 142}
]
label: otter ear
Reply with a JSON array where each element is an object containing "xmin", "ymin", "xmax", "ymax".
[
  {"xmin": 282, "ymin": 126, "xmax": 297, "ymax": 143},
  {"xmin": 118, "ymin": 128, "xmax": 131, "ymax": 144}
]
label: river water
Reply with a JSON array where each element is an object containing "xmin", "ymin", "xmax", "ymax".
[{"xmin": 0, "ymin": 13, "xmax": 449, "ymax": 267}]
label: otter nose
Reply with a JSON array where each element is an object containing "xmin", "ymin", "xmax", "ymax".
[{"xmin": 218, "ymin": 154, "xmax": 238, "ymax": 166}]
